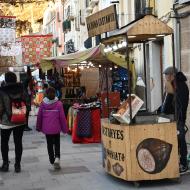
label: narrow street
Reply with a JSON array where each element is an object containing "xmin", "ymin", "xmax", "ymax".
[{"xmin": 0, "ymin": 116, "xmax": 189, "ymax": 190}]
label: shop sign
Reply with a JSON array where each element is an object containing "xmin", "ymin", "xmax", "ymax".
[{"xmin": 86, "ymin": 5, "xmax": 118, "ymax": 37}]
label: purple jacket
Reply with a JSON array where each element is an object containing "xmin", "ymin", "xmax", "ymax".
[{"xmin": 36, "ymin": 97, "xmax": 68, "ymax": 134}]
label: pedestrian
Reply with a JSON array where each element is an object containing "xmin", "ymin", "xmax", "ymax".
[
  {"xmin": 0, "ymin": 72, "xmax": 27, "ymax": 173},
  {"xmin": 36, "ymin": 87, "xmax": 68, "ymax": 169},
  {"xmin": 162, "ymin": 67, "xmax": 189, "ymax": 173},
  {"xmin": 23, "ymin": 66, "xmax": 34, "ymax": 131}
]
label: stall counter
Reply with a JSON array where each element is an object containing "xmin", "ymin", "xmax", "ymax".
[{"xmin": 101, "ymin": 119, "xmax": 179, "ymax": 181}]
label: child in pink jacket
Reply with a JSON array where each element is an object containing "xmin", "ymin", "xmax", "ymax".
[{"xmin": 36, "ymin": 87, "xmax": 68, "ymax": 169}]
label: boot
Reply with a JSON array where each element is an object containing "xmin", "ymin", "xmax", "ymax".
[
  {"xmin": 14, "ymin": 163, "xmax": 21, "ymax": 173},
  {"xmin": 0, "ymin": 162, "xmax": 9, "ymax": 172}
]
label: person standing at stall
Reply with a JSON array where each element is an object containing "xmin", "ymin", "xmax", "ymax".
[
  {"xmin": 0, "ymin": 72, "xmax": 27, "ymax": 173},
  {"xmin": 36, "ymin": 87, "xmax": 68, "ymax": 169},
  {"xmin": 162, "ymin": 67, "xmax": 189, "ymax": 174}
]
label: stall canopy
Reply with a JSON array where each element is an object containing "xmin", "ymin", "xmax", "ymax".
[
  {"xmin": 102, "ymin": 15, "xmax": 173, "ymax": 45},
  {"xmin": 40, "ymin": 44, "xmax": 134, "ymax": 72},
  {"xmin": 41, "ymin": 44, "xmax": 137, "ymax": 91}
]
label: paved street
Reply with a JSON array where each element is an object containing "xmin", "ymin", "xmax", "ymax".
[{"xmin": 0, "ymin": 116, "xmax": 189, "ymax": 190}]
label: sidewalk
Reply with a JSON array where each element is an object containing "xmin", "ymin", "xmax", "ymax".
[{"xmin": 0, "ymin": 116, "xmax": 190, "ymax": 190}]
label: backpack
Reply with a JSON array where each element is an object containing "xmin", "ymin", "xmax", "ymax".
[{"xmin": 9, "ymin": 98, "xmax": 27, "ymax": 124}]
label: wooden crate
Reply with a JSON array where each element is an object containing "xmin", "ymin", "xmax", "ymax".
[{"xmin": 101, "ymin": 120, "xmax": 179, "ymax": 181}]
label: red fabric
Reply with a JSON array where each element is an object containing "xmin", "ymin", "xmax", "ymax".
[{"xmin": 72, "ymin": 108, "xmax": 101, "ymax": 143}]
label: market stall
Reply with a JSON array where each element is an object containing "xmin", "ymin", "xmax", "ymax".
[
  {"xmin": 101, "ymin": 15, "xmax": 180, "ymax": 184},
  {"xmin": 41, "ymin": 44, "xmax": 136, "ymax": 144}
]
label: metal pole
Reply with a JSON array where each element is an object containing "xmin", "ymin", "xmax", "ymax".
[
  {"xmin": 172, "ymin": 33, "xmax": 177, "ymax": 121},
  {"xmin": 105, "ymin": 65, "xmax": 110, "ymax": 118},
  {"xmin": 125, "ymin": 34, "xmax": 132, "ymax": 124},
  {"xmin": 143, "ymin": 43, "xmax": 148, "ymax": 110}
]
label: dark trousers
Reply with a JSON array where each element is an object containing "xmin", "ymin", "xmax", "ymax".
[
  {"xmin": 1, "ymin": 126, "xmax": 24, "ymax": 165},
  {"xmin": 178, "ymin": 122, "xmax": 188, "ymax": 167},
  {"xmin": 45, "ymin": 134, "xmax": 60, "ymax": 164}
]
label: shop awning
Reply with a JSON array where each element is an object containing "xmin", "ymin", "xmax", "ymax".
[
  {"xmin": 40, "ymin": 44, "xmax": 105, "ymax": 71},
  {"xmin": 41, "ymin": 44, "xmax": 134, "ymax": 71},
  {"xmin": 102, "ymin": 15, "xmax": 174, "ymax": 44},
  {"xmin": 40, "ymin": 45, "xmax": 137, "ymax": 90}
]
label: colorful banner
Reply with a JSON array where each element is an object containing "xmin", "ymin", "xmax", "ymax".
[
  {"xmin": 0, "ymin": 16, "xmax": 16, "ymax": 44},
  {"xmin": 21, "ymin": 35, "xmax": 52, "ymax": 65},
  {"xmin": 0, "ymin": 42, "xmax": 22, "ymax": 56}
]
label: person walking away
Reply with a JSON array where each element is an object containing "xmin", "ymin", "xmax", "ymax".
[
  {"xmin": 36, "ymin": 87, "xmax": 68, "ymax": 169},
  {"xmin": 23, "ymin": 66, "xmax": 34, "ymax": 131},
  {"xmin": 0, "ymin": 72, "xmax": 27, "ymax": 173},
  {"xmin": 162, "ymin": 67, "xmax": 189, "ymax": 174}
]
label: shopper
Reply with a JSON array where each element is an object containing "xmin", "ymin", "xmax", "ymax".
[
  {"xmin": 162, "ymin": 67, "xmax": 189, "ymax": 173},
  {"xmin": 0, "ymin": 72, "xmax": 27, "ymax": 173},
  {"xmin": 36, "ymin": 87, "xmax": 68, "ymax": 169},
  {"xmin": 23, "ymin": 66, "xmax": 34, "ymax": 131}
]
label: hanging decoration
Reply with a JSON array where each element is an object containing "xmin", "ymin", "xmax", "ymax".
[{"xmin": 21, "ymin": 34, "xmax": 53, "ymax": 65}]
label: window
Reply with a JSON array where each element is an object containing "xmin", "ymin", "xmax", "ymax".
[
  {"xmin": 135, "ymin": 0, "xmax": 146, "ymax": 19},
  {"xmin": 86, "ymin": 0, "xmax": 90, "ymax": 7},
  {"xmin": 135, "ymin": 0, "xmax": 157, "ymax": 19}
]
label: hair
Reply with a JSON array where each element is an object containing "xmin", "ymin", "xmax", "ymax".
[
  {"xmin": 46, "ymin": 87, "xmax": 56, "ymax": 95},
  {"xmin": 43, "ymin": 83, "xmax": 48, "ymax": 89},
  {"xmin": 5, "ymin": 72, "xmax": 17, "ymax": 83}
]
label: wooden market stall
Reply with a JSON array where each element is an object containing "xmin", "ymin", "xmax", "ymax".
[{"xmin": 101, "ymin": 15, "xmax": 180, "ymax": 184}]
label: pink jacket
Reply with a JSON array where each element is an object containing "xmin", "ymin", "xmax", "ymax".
[{"xmin": 36, "ymin": 97, "xmax": 68, "ymax": 134}]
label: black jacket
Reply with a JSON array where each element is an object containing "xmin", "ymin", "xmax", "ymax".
[
  {"xmin": 0, "ymin": 83, "xmax": 26, "ymax": 126},
  {"xmin": 175, "ymin": 72, "xmax": 189, "ymax": 124}
]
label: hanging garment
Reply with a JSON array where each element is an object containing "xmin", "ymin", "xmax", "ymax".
[{"xmin": 76, "ymin": 108, "xmax": 92, "ymax": 138}]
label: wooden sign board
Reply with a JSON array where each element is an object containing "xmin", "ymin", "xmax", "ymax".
[
  {"xmin": 101, "ymin": 120, "xmax": 179, "ymax": 181},
  {"xmin": 102, "ymin": 121, "xmax": 127, "ymax": 180},
  {"xmin": 127, "ymin": 123, "xmax": 179, "ymax": 181},
  {"xmin": 86, "ymin": 5, "xmax": 118, "ymax": 37}
]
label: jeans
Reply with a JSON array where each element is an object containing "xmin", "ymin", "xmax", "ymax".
[
  {"xmin": 1, "ymin": 126, "xmax": 24, "ymax": 165},
  {"xmin": 177, "ymin": 122, "xmax": 188, "ymax": 167},
  {"xmin": 45, "ymin": 134, "xmax": 60, "ymax": 164}
]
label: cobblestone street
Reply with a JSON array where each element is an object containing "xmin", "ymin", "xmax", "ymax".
[{"xmin": 0, "ymin": 116, "xmax": 189, "ymax": 190}]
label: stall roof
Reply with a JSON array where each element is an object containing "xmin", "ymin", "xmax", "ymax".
[
  {"xmin": 101, "ymin": 15, "xmax": 174, "ymax": 44},
  {"xmin": 40, "ymin": 44, "xmax": 134, "ymax": 72}
]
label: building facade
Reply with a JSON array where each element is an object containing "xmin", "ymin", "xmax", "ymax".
[{"xmin": 43, "ymin": 0, "xmax": 64, "ymax": 56}]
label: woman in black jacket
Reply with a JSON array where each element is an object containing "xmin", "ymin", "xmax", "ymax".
[{"xmin": 0, "ymin": 72, "xmax": 27, "ymax": 173}]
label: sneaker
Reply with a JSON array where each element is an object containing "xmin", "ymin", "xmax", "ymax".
[
  {"xmin": 0, "ymin": 162, "xmax": 9, "ymax": 172},
  {"xmin": 54, "ymin": 158, "xmax": 61, "ymax": 170},
  {"xmin": 180, "ymin": 164, "xmax": 188, "ymax": 174},
  {"xmin": 14, "ymin": 164, "xmax": 21, "ymax": 173}
]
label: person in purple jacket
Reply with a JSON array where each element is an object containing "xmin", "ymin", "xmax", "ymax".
[{"xmin": 36, "ymin": 87, "xmax": 68, "ymax": 169}]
